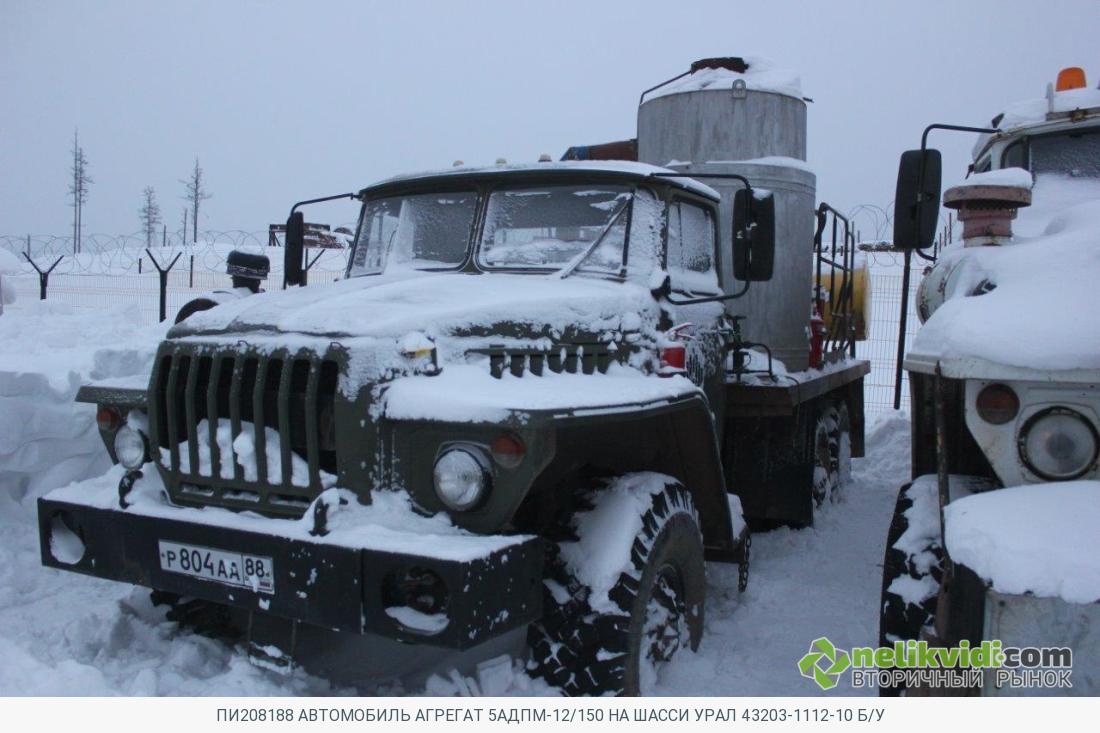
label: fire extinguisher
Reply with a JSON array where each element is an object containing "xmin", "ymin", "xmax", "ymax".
[{"xmin": 809, "ymin": 305, "xmax": 826, "ymax": 369}]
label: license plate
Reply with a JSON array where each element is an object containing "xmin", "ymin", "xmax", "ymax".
[{"xmin": 158, "ymin": 540, "xmax": 274, "ymax": 595}]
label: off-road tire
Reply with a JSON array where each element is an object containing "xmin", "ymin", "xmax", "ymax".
[
  {"xmin": 878, "ymin": 482, "xmax": 944, "ymax": 696},
  {"xmin": 528, "ymin": 478, "xmax": 706, "ymax": 696},
  {"xmin": 832, "ymin": 402, "xmax": 852, "ymax": 493}
]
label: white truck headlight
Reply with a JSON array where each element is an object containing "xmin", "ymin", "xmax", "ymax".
[
  {"xmin": 1018, "ymin": 407, "xmax": 1099, "ymax": 480},
  {"xmin": 432, "ymin": 446, "xmax": 490, "ymax": 511},
  {"xmin": 114, "ymin": 426, "xmax": 148, "ymax": 469}
]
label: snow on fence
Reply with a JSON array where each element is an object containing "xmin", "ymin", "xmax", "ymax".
[{"xmin": 0, "ymin": 236, "xmax": 921, "ymax": 414}]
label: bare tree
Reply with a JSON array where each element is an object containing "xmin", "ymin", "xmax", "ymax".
[
  {"xmin": 180, "ymin": 158, "xmax": 211, "ymax": 243},
  {"xmin": 180, "ymin": 208, "xmax": 188, "ymax": 245},
  {"xmin": 68, "ymin": 130, "xmax": 93, "ymax": 254},
  {"xmin": 139, "ymin": 187, "xmax": 161, "ymax": 247}
]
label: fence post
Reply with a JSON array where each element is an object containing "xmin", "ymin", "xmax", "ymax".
[
  {"xmin": 23, "ymin": 253, "xmax": 63, "ymax": 300},
  {"xmin": 146, "ymin": 248, "xmax": 182, "ymax": 322},
  {"xmin": 189, "ymin": 255, "xmax": 195, "ymax": 288},
  {"xmin": 138, "ymin": 257, "xmax": 142, "ymax": 274},
  {"xmin": 302, "ymin": 249, "xmax": 324, "ymax": 287}
]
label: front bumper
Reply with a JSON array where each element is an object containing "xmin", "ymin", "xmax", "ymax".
[{"xmin": 38, "ymin": 493, "xmax": 543, "ymax": 650}]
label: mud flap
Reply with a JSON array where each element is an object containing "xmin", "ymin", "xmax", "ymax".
[{"xmin": 247, "ymin": 611, "xmax": 299, "ymax": 674}]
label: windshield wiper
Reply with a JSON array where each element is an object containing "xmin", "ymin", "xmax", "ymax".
[{"xmin": 555, "ymin": 196, "xmax": 631, "ymax": 279}]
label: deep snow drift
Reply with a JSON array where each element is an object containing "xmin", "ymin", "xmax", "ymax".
[
  {"xmin": 0, "ymin": 291, "xmax": 906, "ymax": 696},
  {"xmin": 1, "ymin": 409, "xmax": 906, "ymax": 695}
]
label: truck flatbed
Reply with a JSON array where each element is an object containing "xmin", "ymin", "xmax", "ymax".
[{"xmin": 725, "ymin": 359, "xmax": 870, "ymax": 417}]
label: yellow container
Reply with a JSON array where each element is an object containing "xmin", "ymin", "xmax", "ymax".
[{"xmin": 815, "ymin": 260, "xmax": 871, "ymax": 341}]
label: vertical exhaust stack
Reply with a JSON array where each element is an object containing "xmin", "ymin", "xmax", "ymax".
[
  {"xmin": 943, "ymin": 178, "xmax": 1032, "ymax": 247},
  {"xmin": 637, "ymin": 57, "xmax": 816, "ymax": 370}
]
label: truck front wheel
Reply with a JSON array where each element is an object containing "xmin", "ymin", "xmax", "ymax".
[
  {"xmin": 529, "ymin": 476, "xmax": 705, "ymax": 696},
  {"xmin": 878, "ymin": 480, "xmax": 944, "ymax": 696}
]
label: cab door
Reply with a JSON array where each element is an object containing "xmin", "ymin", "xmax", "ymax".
[{"xmin": 665, "ymin": 197, "xmax": 727, "ymax": 427}]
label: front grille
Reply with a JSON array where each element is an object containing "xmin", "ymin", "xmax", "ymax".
[
  {"xmin": 476, "ymin": 343, "xmax": 618, "ymax": 378},
  {"xmin": 150, "ymin": 344, "xmax": 338, "ymax": 517}
]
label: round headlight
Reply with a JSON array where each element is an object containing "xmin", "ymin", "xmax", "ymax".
[
  {"xmin": 114, "ymin": 425, "xmax": 148, "ymax": 469},
  {"xmin": 1018, "ymin": 407, "xmax": 1099, "ymax": 481},
  {"xmin": 432, "ymin": 446, "xmax": 490, "ymax": 511}
]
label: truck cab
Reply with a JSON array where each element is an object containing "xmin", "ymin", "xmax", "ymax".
[
  {"xmin": 880, "ymin": 66, "xmax": 1100, "ymax": 696},
  {"xmin": 40, "ymin": 58, "xmax": 871, "ymax": 696}
]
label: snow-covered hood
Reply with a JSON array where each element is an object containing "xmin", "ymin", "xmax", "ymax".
[
  {"xmin": 170, "ymin": 271, "xmax": 659, "ymax": 342},
  {"xmin": 906, "ymin": 175, "xmax": 1100, "ymax": 381}
]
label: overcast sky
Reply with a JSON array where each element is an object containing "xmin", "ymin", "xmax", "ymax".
[{"xmin": 3, "ymin": 0, "xmax": 1099, "ymax": 240}]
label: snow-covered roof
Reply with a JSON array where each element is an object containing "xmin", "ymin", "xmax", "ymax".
[
  {"xmin": 641, "ymin": 56, "xmax": 803, "ymax": 103},
  {"xmin": 367, "ymin": 160, "xmax": 720, "ymax": 200},
  {"xmin": 973, "ymin": 86, "xmax": 1100, "ymax": 159},
  {"xmin": 907, "ymin": 175, "xmax": 1100, "ymax": 378},
  {"xmin": 945, "ymin": 481, "xmax": 1100, "ymax": 603}
]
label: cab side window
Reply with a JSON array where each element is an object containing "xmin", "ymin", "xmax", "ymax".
[{"xmin": 666, "ymin": 200, "xmax": 720, "ymax": 294}]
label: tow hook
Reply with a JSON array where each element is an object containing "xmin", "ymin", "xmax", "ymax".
[
  {"xmin": 738, "ymin": 535, "xmax": 752, "ymax": 593},
  {"xmin": 118, "ymin": 469, "xmax": 142, "ymax": 509},
  {"xmin": 310, "ymin": 497, "xmax": 329, "ymax": 537}
]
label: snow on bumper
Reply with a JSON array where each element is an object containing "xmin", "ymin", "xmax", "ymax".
[{"xmin": 37, "ymin": 466, "xmax": 543, "ymax": 649}]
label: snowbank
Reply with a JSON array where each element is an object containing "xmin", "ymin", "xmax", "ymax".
[
  {"xmin": 910, "ymin": 175, "xmax": 1100, "ymax": 375},
  {"xmin": 642, "ymin": 56, "xmax": 802, "ymax": 102},
  {"xmin": 0, "ymin": 302, "xmax": 168, "ymax": 501},
  {"xmin": 945, "ymin": 481, "xmax": 1100, "ymax": 603},
  {"xmin": 0, "ymin": 247, "xmax": 20, "ymax": 307}
]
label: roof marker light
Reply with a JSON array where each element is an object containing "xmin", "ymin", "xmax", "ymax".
[{"xmin": 1056, "ymin": 66, "xmax": 1087, "ymax": 91}]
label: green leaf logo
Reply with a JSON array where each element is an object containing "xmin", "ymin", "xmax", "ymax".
[{"xmin": 798, "ymin": 637, "xmax": 851, "ymax": 690}]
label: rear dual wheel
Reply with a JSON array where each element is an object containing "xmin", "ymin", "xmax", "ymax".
[{"xmin": 812, "ymin": 401, "xmax": 852, "ymax": 509}]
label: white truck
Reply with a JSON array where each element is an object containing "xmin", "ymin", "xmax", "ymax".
[{"xmin": 880, "ymin": 66, "xmax": 1100, "ymax": 696}]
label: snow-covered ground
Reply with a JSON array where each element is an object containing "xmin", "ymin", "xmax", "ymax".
[{"xmin": 0, "ymin": 292, "xmax": 907, "ymax": 696}]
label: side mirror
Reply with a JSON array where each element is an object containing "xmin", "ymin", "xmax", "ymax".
[
  {"xmin": 893, "ymin": 149, "xmax": 942, "ymax": 250},
  {"xmin": 284, "ymin": 211, "xmax": 305, "ymax": 288},
  {"xmin": 732, "ymin": 188, "xmax": 775, "ymax": 282}
]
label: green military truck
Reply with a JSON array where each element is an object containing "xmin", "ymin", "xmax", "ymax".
[{"xmin": 39, "ymin": 58, "xmax": 869, "ymax": 695}]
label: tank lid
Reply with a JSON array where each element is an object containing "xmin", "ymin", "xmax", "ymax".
[{"xmin": 690, "ymin": 57, "xmax": 749, "ymax": 74}]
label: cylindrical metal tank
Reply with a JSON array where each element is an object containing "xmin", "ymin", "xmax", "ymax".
[{"xmin": 637, "ymin": 61, "xmax": 815, "ymax": 370}]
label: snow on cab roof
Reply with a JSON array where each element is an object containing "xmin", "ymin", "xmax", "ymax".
[
  {"xmin": 365, "ymin": 160, "xmax": 720, "ymax": 200},
  {"xmin": 641, "ymin": 56, "xmax": 803, "ymax": 103},
  {"xmin": 973, "ymin": 85, "xmax": 1100, "ymax": 159}
]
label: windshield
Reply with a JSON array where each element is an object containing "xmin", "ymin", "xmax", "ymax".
[
  {"xmin": 1030, "ymin": 130, "xmax": 1100, "ymax": 178},
  {"xmin": 349, "ymin": 191, "xmax": 477, "ymax": 276},
  {"xmin": 478, "ymin": 185, "xmax": 632, "ymax": 274}
]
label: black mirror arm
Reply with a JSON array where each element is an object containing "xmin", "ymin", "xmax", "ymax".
[
  {"xmin": 913, "ymin": 123, "xmax": 1000, "ymax": 253},
  {"xmin": 289, "ymin": 192, "xmax": 359, "ymax": 217},
  {"xmin": 663, "ymin": 277, "xmax": 751, "ymax": 305}
]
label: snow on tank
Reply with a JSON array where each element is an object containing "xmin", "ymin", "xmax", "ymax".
[{"xmin": 640, "ymin": 55, "xmax": 803, "ymax": 102}]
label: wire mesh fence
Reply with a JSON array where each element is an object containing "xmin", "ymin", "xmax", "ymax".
[
  {"xmin": 1, "ymin": 234, "xmax": 923, "ymax": 414},
  {"xmin": 860, "ymin": 250, "xmax": 923, "ymax": 414}
]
